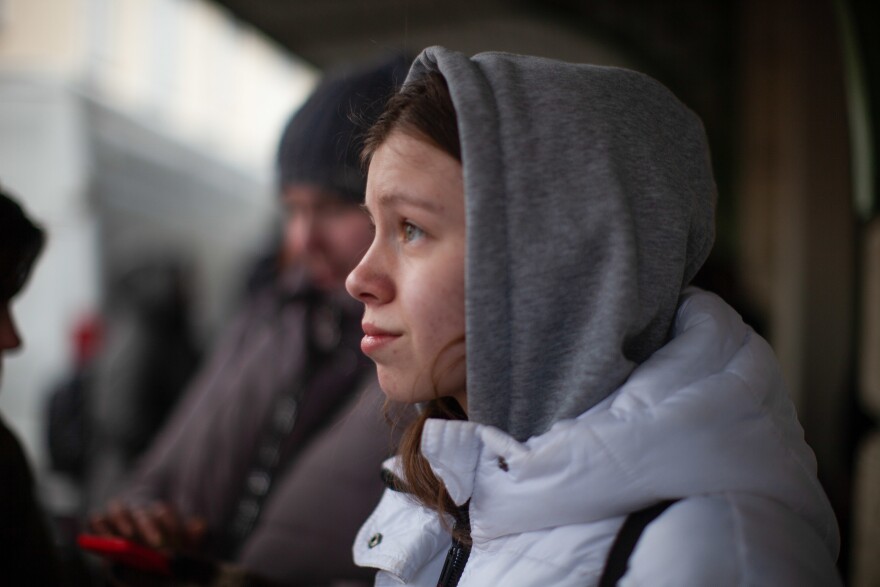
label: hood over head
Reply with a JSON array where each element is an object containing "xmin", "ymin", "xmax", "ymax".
[{"xmin": 405, "ymin": 47, "xmax": 716, "ymax": 441}]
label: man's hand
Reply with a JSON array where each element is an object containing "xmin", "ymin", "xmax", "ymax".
[{"xmin": 89, "ymin": 500, "xmax": 207, "ymax": 552}]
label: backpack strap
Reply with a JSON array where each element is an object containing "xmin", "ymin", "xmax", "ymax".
[{"xmin": 598, "ymin": 499, "xmax": 679, "ymax": 586}]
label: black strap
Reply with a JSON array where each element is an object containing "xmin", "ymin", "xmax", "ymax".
[
  {"xmin": 218, "ymin": 295, "xmax": 335, "ymax": 558},
  {"xmin": 597, "ymin": 499, "xmax": 679, "ymax": 586}
]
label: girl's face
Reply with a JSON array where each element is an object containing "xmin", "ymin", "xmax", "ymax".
[{"xmin": 346, "ymin": 131, "xmax": 467, "ymax": 409}]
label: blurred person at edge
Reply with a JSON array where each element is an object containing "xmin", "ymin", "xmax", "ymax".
[
  {"xmin": 0, "ymin": 188, "xmax": 65, "ymax": 584},
  {"xmin": 88, "ymin": 54, "xmax": 410, "ymax": 586}
]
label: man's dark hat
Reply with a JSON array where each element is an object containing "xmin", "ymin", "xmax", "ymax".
[{"xmin": 277, "ymin": 53, "xmax": 410, "ymax": 203}]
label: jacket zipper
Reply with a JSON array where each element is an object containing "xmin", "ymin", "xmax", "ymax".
[{"xmin": 437, "ymin": 504, "xmax": 471, "ymax": 587}]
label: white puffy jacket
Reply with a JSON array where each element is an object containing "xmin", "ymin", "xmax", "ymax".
[{"xmin": 353, "ymin": 290, "xmax": 842, "ymax": 586}]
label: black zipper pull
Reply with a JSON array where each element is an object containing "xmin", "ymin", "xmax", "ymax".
[{"xmin": 436, "ymin": 503, "xmax": 471, "ymax": 587}]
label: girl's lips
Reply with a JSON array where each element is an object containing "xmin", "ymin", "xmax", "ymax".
[{"xmin": 360, "ymin": 323, "xmax": 401, "ymax": 356}]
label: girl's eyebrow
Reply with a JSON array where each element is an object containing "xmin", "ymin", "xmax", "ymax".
[{"xmin": 375, "ymin": 191, "xmax": 443, "ymax": 213}]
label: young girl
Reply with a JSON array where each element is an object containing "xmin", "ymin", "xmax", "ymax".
[{"xmin": 345, "ymin": 47, "xmax": 841, "ymax": 586}]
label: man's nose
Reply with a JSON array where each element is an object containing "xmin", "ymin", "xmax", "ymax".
[{"xmin": 291, "ymin": 214, "xmax": 323, "ymax": 254}]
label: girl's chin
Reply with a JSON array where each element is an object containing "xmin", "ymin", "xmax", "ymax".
[{"xmin": 377, "ymin": 374, "xmax": 431, "ymax": 405}]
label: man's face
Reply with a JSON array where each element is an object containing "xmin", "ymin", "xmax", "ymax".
[
  {"xmin": 0, "ymin": 301, "xmax": 22, "ymax": 382},
  {"xmin": 282, "ymin": 185, "xmax": 374, "ymax": 292}
]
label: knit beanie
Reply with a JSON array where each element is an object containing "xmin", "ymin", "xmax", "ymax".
[
  {"xmin": 0, "ymin": 188, "xmax": 45, "ymax": 301},
  {"xmin": 276, "ymin": 53, "xmax": 409, "ymax": 203}
]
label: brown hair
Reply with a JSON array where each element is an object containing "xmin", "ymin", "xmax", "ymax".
[
  {"xmin": 363, "ymin": 72, "xmax": 469, "ymax": 538},
  {"xmin": 362, "ymin": 72, "xmax": 461, "ymax": 167}
]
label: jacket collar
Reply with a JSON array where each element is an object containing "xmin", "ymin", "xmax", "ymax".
[{"xmin": 418, "ymin": 289, "xmax": 838, "ymax": 555}]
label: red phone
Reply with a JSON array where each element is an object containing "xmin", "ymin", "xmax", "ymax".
[{"xmin": 77, "ymin": 534, "xmax": 172, "ymax": 576}]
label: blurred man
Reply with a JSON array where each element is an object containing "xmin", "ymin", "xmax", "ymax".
[
  {"xmin": 89, "ymin": 55, "xmax": 408, "ymax": 586},
  {"xmin": 0, "ymin": 188, "xmax": 63, "ymax": 584}
]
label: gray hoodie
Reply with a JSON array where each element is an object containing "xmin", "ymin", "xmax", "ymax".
[{"xmin": 406, "ymin": 47, "xmax": 716, "ymax": 441}]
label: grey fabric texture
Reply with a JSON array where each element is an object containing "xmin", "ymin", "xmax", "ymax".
[{"xmin": 406, "ymin": 47, "xmax": 717, "ymax": 441}]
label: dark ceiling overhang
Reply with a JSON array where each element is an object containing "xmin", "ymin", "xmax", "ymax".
[{"xmin": 207, "ymin": 0, "xmax": 735, "ymax": 185}]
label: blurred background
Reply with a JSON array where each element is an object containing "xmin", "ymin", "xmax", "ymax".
[{"xmin": 0, "ymin": 0, "xmax": 877, "ymax": 583}]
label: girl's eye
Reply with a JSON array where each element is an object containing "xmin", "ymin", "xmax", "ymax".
[{"xmin": 403, "ymin": 221, "xmax": 424, "ymax": 243}]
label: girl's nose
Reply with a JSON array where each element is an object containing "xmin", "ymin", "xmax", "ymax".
[{"xmin": 346, "ymin": 246, "xmax": 393, "ymax": 305}]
